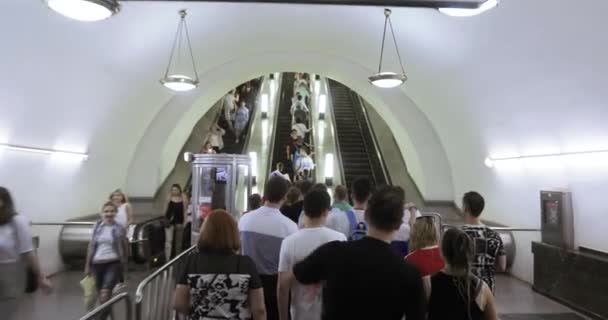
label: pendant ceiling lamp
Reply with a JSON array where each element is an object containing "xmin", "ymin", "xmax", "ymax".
[
  {"xmin": 439, "ymin": 0, "xmax": 498, "ymax": 17},
  {"xmin": 46, "ymin": 0, "xmax": 120, "ymax": 21},
  {"xmin": 160, "ymin": 9, "xmax": 199, "ymax": 92},
  {"xmin": 369, "ymin": 9, "xmax": 407, "ymax": 89}
]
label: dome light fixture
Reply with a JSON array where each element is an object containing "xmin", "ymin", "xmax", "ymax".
[
  {"xmin": 439, "ymin": 0, "xmax": 498, "ymax": 17},
  {"xmin": 369, "ymin": 9, "xmax": 408, "ymax": 89},
  {"xmin": 160, "ymin": 9, "xmax": 199, "ymax": 92},
  {"xmin": 46, "ymin": 0, "xmax": 120, "ymax": 21}
]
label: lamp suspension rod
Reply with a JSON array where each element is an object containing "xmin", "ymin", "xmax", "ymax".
[
  {"xmin": 182, "ymin": 12, "xmax": 199, "ymax": 81},
  {"xmin": 377, "ymin": 9, "xmax": 390, "ymax": 74},
  {"xmin": 164, "ymin": 11, "xmax": 186, "ymax": 78},
  {"xmin": 387, "ymin": 14, "xmax": 407, "ymax": 75}
]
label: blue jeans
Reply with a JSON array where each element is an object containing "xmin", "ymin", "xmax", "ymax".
[{"xmin": 92, "ymin": 261, "xmax": 122, "ymax": 291}]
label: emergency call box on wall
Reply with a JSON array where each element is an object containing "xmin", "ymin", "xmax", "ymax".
[{"xmin": 540, "ymin": 190, "xmax": 575, "ymax": 250}]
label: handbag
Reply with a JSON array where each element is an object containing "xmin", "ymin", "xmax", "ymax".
[{"xmin": 10, "ymin": 217, "xmax": 39, "ymax": 293}]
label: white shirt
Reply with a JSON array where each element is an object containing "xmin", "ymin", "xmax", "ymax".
[
  {"xmin": 278, "ymin": 227, "xmax": 346, "ymax": 320},
  {"xmin": 0, "ymin": 215, "xmax": 34, "ymax": 264},
  {"xmin": 394, "ymin": 209, "xmax": 423, "ymax": 242},
  {"xmin": 292, "ymin": 123, "xmax": 308, "ymax": 139},
  {"xmin": 270, "ymin": 170, "xmax": 290, "ymax": 181},
  {"xmin": 208, "ymin": 128, "xmax": 226, "ymax": 149},
  {"xmin": 93, "ymin": 224, "xmax": 119, "ymax": 262},
  {"xmin": 325, "ymin": 208, "xmax": 365, "ymax": 239},
  {"xmin": 115, "ymin": 203, "xmax": 128, "ymax": 228},
  {"xmin": 295, "ymin": 155, "xmax": 314, "ymax": 172}
]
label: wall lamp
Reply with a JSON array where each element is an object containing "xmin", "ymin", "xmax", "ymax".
[
  {"xmin": 0, "ymin": 143, "xmax": 88, "ymax": 160},
  {"xmin": 485, "ymin": 148, "xmax": 608, "ymax": 168}
]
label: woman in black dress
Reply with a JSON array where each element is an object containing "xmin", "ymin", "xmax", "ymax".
[
  {"xmin": 428, "ymin": 228, "xmax": 498, "ymax": 320},
  {"xmin": 173, "ymin": 209, "xmax": 266, "ymax": 320},
  {"xmin": 165, "ymin": 184, "xmax": 188, "ymax": 261}
]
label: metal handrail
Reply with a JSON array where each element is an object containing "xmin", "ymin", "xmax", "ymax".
[
  {"xmin": 32, "ymin": 221, "xmax": 96, "ymax": 226},
  {"xmin": 135, "ymin": 245, "xmax": 196, "ymax": 320},
  {"xmin": 441, "ymin": 224, "xmax": 540, "ymax": 232},
  {"xmin": 325, "ymin": 80, "xmax": 347, "ymax": 186},
  {"xmin": 79, "ymin": 292, "xmax": 131, "ymax": 320},
  {"xmin": 266, "ymin": 73, "xmax": 284, "ymax": 178}
]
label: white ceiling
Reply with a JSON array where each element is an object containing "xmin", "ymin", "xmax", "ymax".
[{"xmin": 2, "ymin": 0, "xmax": 608, "ymax": 200}]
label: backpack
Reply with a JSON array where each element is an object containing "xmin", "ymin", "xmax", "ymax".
[{"xmin": 345, "ymin": 210, "xmax": 367, "ymax": 241}]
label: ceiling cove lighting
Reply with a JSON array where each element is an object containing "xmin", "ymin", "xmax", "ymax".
[
  {"xmin": 369, "ymin": 8, "xmax": 408, "ymax": 89},
  {"xmin": 46, "ymin": 0, "xmax": 120, "ymax": 21},
  {"xmin": 0, "ymin": 143, "xmax": 88, "ymax": 160},
  {"xmin": 484, "ymin": 149, "xmax": 608, "ymax": 168},
  {"xmin": 439, "ymin": 0, "xmax": 498, "ymax": 17},
  {"xmin": 160, "ymin": 9, "xmax": 199, "ymax": 92}
]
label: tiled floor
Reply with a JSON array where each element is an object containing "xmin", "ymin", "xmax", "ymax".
[
  {"xmin": 11, "ymin": 272, "xmax": 590, "ymax": 320},
  {"xmin": 495, "ymin": 275, "xmax": 591, "ymax": 319},
  {"xmin": 10, "ymin": 269, "xmax": 148, "ymax": 320}
]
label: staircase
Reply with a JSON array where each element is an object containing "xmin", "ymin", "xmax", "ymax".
[{"xmin": 328, "ymin": 79, "xmax": 388, "ymax": 189}]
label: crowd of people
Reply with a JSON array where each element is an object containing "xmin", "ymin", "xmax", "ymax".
[
  {"xmin": 201, "ymin": 80, "xmax": 260, "ymax": 154},
  {"xmin": 172, "ymin": 176, "xmax": 506, "ymax": 320},
  {"xmin": 281, "ymin": 73, "xmax": 315, "ymax": 182}
]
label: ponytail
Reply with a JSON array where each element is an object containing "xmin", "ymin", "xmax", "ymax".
[{"xmin": 441, "ymin": 228, "xmax": 475, "ymax": 320}]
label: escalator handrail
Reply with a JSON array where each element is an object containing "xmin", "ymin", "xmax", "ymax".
[
  {"xmin": 266, "ymin": 74, "xmax": 285, "ymax": 178},
  {"xmin": 241, "ymin": 78, "xmax": 264, "ymax": 157},
  {"xmin": 325, "ymin": 79, "xmax": 347, "ymax": 186},
  {"xmin": 354, "ymin": 95, "xmax": 392, "ymax": 185}
]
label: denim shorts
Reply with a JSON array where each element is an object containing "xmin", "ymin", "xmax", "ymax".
[{"xmin": 92, "ymin": 261, "xmax": 122, "ymax": 291}]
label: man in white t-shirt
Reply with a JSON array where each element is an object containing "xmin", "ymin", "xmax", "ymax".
[
  {"xmin": 278, "ymin": 189, "xmax": 346, "ymax": 320},
  {"xmin": 239, "ymin": 177, "xmax": 298, "ymax": 320},
  {"xmin": 325, "ymin": 177, "xmax": 373, "ymax": 239}
]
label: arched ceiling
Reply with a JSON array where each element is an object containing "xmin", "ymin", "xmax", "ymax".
[{"xmin": 2, "ymin": 0, "xmax": 608, "ymax": 204}]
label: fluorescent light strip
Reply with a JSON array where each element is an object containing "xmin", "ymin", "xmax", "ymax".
[
  {"xmin": 249, "ymin": 151, "xmax": 258, "ymax": 178},
  {"xmin": 324, "ymin": 153, "xmax": 334, "ymax": 178},
  {"xmin": 0, "ymin": 143, "xmax": 88, "ymax": 160},
  {"xmin": 485, "ymin": 149, "xmax": 608, "ymax": 168}
]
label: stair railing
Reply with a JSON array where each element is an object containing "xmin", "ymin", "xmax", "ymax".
[{"xmin": 134, "ymin": 245, "xmax": 196, "ymax": 320}]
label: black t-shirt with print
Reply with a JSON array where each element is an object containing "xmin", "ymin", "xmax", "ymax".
[
  {"xmin": 178, "ymin": 250, "xmax": 262, "ymax": 319},
  {"xmin": 461, "ymin": 225, "xmax": 506, "ymax": 292},
  {"xmin": 293, "ymin": 237, "xmax": 426, "ymax": 320}
]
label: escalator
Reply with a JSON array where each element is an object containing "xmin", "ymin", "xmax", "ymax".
[
  {"xmin": 270, "ymin": 72, "xmax": 315, "ymax": 182},
  {"xmin": 271, "ymin": 73, "xmax": 297, "ymax": 179},
  {"xmin": 328, "ymin": 79, "xmax": 389, "ymax": 188}
]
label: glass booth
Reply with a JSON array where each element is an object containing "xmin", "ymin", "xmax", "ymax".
[{"xmin": 190, "ymin": 154, "xmax": 252, "ymax": 245}]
